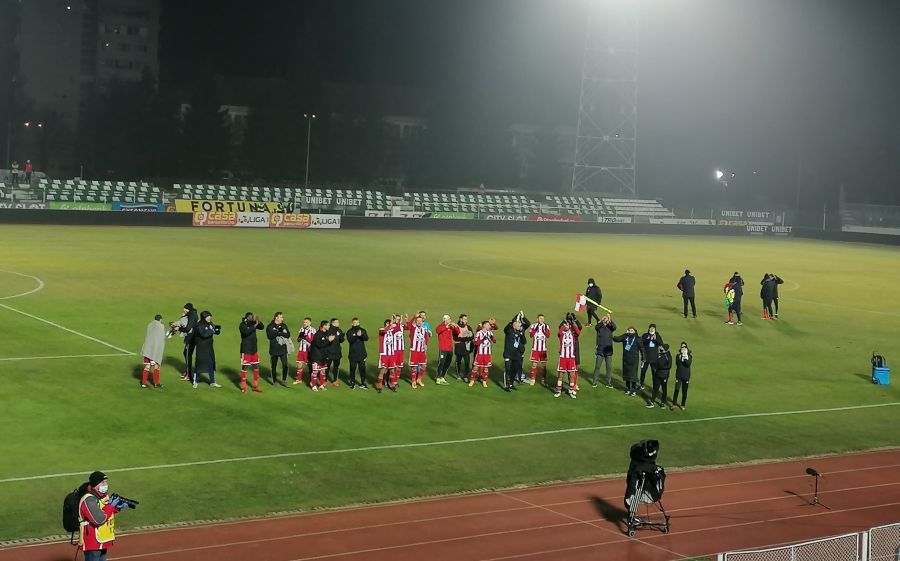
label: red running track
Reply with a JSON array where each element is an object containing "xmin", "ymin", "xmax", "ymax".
[{"xmin": 3, "ymin": 449, "xmax": 899, "ymax": 561}]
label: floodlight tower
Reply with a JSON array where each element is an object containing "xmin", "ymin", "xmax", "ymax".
[{"xmin": 571, "ymin": 1, "xmax": 638, "ymax": 194}]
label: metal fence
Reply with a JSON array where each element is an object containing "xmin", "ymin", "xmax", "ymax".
[{"xmin": 717, "ymin": 523, "xmax": 900, "ymax": 561}]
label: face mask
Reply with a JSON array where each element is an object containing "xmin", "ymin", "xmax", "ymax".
[{"xmin": 97, "ymin": 483, "xmax": 108, "ymax": 494}]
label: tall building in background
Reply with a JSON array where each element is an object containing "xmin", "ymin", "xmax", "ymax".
[{"xmin": 17, "ymin": 0, "xmax": 160, "ymax": 136}]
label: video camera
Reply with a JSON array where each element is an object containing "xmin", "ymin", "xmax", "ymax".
[
  {"xmin": 109, "ymin": 493, "xmax": 139, "ymax": 510},
  {"xmin": 565, "ymin": 312, "xmax": 576, "ymax": 323},
  {"xmin": 213, "ymin": 324, "xmax": 222, "ymax": 335}
]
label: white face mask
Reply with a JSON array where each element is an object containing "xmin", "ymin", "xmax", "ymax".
[{"xmin": 97, "ymin": 483, "xmax": 108, "ymax": 494}]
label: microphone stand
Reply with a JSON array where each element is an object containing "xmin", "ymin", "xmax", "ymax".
[{"xmin": 808, "ymin": 473, "xmax": 830, "ymax": 510}]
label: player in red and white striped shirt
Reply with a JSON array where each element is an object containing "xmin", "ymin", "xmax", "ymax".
[
  {"xmin": 555, "ymin": 318, "xmax": 581, "ymax": 398},
  {"xmin": 376, "ymin": 318, "xmax": 397, "ymax": 393},
  {"xmin": 293, "ymin": 317, "xmax": 316, "ymax": 386},
  {"xmin": 407, "ymin": 316, "xmax": 430, "ymax": 388},
  {"xmin": 390, "ymin": 314, "xmax": 408, "ymax": 390},
  {"xmin": 469, "ymin": 318, "xmax": 497, "ymax": 388},
  {"xmin": 528, "ymin": 314, "xmax": 550, "ymax": 386}
]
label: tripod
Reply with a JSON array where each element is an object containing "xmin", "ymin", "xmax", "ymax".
[{"xmin": 808, "ymin": 473, "xmax": 831, "ymax": 510}]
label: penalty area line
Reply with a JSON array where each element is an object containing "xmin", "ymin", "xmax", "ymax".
[
  {"xmin": 0, "ymin": 302, "xmax": 135, "ymax": 356},
  {"xmin": 0, "ymin": 402, "xmax": 896, "ymax": 484}
]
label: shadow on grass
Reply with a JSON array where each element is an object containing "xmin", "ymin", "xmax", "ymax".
[
  {"xmin": 853, "ymin": 372, "xmax": 874, "ymax": 383},
  {"xmin": 590, "ymin": 495, "xmax": 628, "ymax": 534},
  {"xmin": 130, "ymin": 364, "xmax": 143, "ymax": 381},
  {"xmin": 220, "ymin": 366, "xmax": 243, "ymax": 389}
]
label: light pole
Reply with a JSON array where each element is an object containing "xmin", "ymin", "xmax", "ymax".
[{"xmin": 303, "ymin": 113, "xmax": 316, "ymax": 188}]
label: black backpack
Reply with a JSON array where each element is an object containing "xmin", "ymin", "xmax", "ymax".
[
  {"xmin": 63, "ymin": 482, "xmax": 89, "ymax": 534},
  {"xmin": 872, "ymin": 353, "xmax": 886, "ymax": 369}
]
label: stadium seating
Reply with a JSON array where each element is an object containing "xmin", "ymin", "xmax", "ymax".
[
  {"xmin": 175, "ymin": 184, "xmax": 390, "ymax": 210},
  {"xmin": 602, "ymin": 198, "xmax": 674, "ymax": 217},
  {"xmin": 39, "ymin": 179, "xmax": 162, "ymax": 203}
]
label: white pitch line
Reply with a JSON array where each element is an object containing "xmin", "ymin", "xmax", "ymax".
[
  {"xmin": 0, "ymin": 302, "xmax": 135, "ymax": 356},
  {"xmin": 437, "ymin": 259, "xmax": 534, "ymax": 282},
  {"xmin": 0, "ymin": 269, "xmax": 45, "ymax": 300},
  {"xmin": 0, "ymin": 401, "xmax": 896, "ymax": 485},
  {"xmin": 0, "ymin": 353, "xmax": 132, "ymax": 362}
]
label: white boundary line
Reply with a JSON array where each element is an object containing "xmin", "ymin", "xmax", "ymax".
[
  {"xmin": 437, "ymin": 259, "xmax": 534, "ymax": 282},
  {"xmin": 0, "ymin": 302, "xmax": 135, "ymax": 356},
  {"xmin": 0, "ymin": 270, "xmax": 45, "ymax": 300},
  {"xmin": 1, "ymin": 402, "xmax": 896, "ymax": 485},
  {"xmin": 0, "ymin": 353, "xmax": 132, "ymax": 362}
]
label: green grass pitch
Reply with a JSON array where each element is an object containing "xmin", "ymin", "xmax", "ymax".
[{"xmin": 0, "ymin": 225, "xmax": 898, "ymax": 542}]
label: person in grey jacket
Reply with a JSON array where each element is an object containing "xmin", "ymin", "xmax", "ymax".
[
  {"xmin": 591, "ymin": 314, "xmax": 617, "ymax": 388},
  {"xmin": 140, "ymin": 314, "xmax": 166, "ymax": 388}
]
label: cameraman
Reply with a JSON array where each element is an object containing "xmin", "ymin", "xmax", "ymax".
[
  {"xmin": 79, "ymin": 471, "xmax": 133, "ymax": 561},
  {"xmin": 193, "ymin": 311, "xmax": 221, "ymax": 388}
]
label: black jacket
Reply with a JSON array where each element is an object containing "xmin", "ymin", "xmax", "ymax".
[
  {"xmin": 613, "ymin": 333, "xmax": 644, "ymax": 379},
  {"xmin": 194, "ymin": 320, "xmax": 217, "ymax": 365},
  {"xmin": 326, "ymin": 326, "xmax": 345, "ymax": 359},
  {"xmin": 266, "ymin": 321, "xmax": 290, "ymax": 356},
  {"xmin": 771, "ymin": 275, "xmax": 784, "ymax": 298},
  {"xmin": 675, "ymin": 350, "xmax": 692, "ymax": 381},
  {"xmin": 594, "ymin": 320, "xmax": 617, "ymax": 357},
  {"xmin": 454, "ymin": 323, "xmax": 475, "ymax": 355},
  {"xmin": 239, "ymin": 319, "xmax": 264, "ymax": 354},
  {"xmin": 309, "ymin": 330, "xmax": 330, "ymax": 365},
  {"xmin": 641, "ymin": 331, "xmax": 664, "ymax": 362},
  {"xmin": 586, "ymin": 284, "xmax": 602, "ymax": 307},
  {"xmin": 656, "ymin": 349, "xmax": 672, "ymax": 378},
  {"xmin": 570, "ymin": 318, "xmax": 583, "ymax": 362},
  {"xmin": 503, "ymin": 315, "xmax": 530, "ymax": 359},
  {"xmin": 760, "ymin": 277, "xmax": 775, "ymax": 300},
  {"xmin": 181, "ymin": 308, "xmax": 199, "ymax": 344},
  {"xmin": 677, "ymin": 275, "xmax": 696, "ymax": 298},
  {"xmin": 347, "ymin": 326, "xmax": 368, "ymax": 361}
]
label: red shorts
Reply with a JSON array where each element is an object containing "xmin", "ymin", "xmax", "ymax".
[
  {"xmin": 240, "ymin": 353, "xmax": 260, "ymax": 366},
  {"xmin": 393, "ymin": 350, "xmax": 405, "ymax": 366},
  {"xmin": 143, "ymin": 357, "xmax": 157, "ymax": 366},
  {"xmin": 557, "ymin": 357, "xmax": 577, "ymax": 372},
  {"xmin": 312, "ymin": 362, "xmax": 328, "ymax": 371},
  {"xmin": 530, "ymin": 350, "xmax": 547, "ymax": 363},
  {"xmin": 378, "ymin": 354, "xmax": 395, "ymax": 369},
  {"xmin": 474, "ymin": 354, "xmax": 492, "ymax": 368},
  {"xmin": 409, "ymin": 350, "xmax": 427, "ymax": 366},
  {"xmin": 296, "ymin": 350, "xmax": 308, "ymax": 363}
]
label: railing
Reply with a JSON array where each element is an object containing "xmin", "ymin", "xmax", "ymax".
[{"xmin": 716, "ymin": 522, "xmax": 899, "ymax": 561}]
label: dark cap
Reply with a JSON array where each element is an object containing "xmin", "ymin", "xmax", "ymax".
[
  {"xmin": 588, "ymin": 278, "xmax": 595, "ymax": 284},
  {"xmin": 184, "ymin": 303, "xmax": 194, "ymax": 310},
  {"xmin": 154, "ymin": 314, "xmax": 162, "ymax": 321},
  {"xmin": 89, "ymin": 471, "xmax": 107, "ymax": 487}
]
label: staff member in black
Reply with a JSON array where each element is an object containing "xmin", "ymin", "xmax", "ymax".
[
  {"xmin": 325, "ymin": 318, "xmax": 345, "ymax": 386},
  {"xmin": 647, "ymin": 343, "xmax": 671, "ymax": 409},
  {"xmin": 173, "ymin": 303, "xmax": 198, "ymax": 381},
  {"xmin": 728, "ymin": 272, "xmax": 744, "ymax": 325},
  {"xmin": 266, "ymin": 312, "xmax": 291, "ymax": 386},
  {"xmin": 639, "ymin": 323, "xmax": 664, "ymax": 390},
  {"xmin": 346, "ymin": 317, "xmax": 368, "ymax": 389},
  {"xmin": 591, "ymin": 314, "xmax": 617, "ymax": 388},
  {"xmin": 760, "ymin": 274, "xmax": 775, "ymax": 320},
  {"xmin": 309, "ymin": 321, "xmax": 332, "ymax": 391},
  {"xmin": 502, "ymin": 311, "xmax": 530, "ymax": 392},
  {"xmin": 770, "ymin": 273, "xmax": 784, "ymax": 318},
  {"xmin": 613, "ymin": 326, "xmax": 644, "ymax": 396},
  {"xmin": 453, "ymin": 314, "xmax": 475, "ymax": 382},
  {"xmin": 238, "ymin": 312, "xmax": 264, "ymax": 394},
  {"xmin": 671, "ymin": 341, "xmax": 693, "ymax": 411},
  {"xmin": 193, "ymin": 310, "xmax": 221, "ymax": 388},
  {"xmin": 585, "ymin": 278, "xmax": 602, "ymax": 325},
  {"xmin": 677, "ymin": 269, "xmax": 696, "ymax": 318}
]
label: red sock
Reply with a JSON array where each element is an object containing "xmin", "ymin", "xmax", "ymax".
[
  {"xmin": 252, "ymin": 369, "xmax": 260, "ymax": 387},
  {"xmin": 530, "ymin": 366, "xmax": 537, "ymax": 381},
  {"xmin": 296, "ymin": 367, "xmax": 303, "ymax": 381},
  {"xmin": 571, "ymin": 372, "xmax": 578, "ymax": 390},
  {"xmin": 480, "ymin": 368, "xmax": 488, "ymax": 382},
  {"xmin": 240, "ymin": 370, "xmax": 247, "ymax": 391},
  {"xmin": 377, "ymin": 372, "xmax": 384, "ymax": 390},
  {"xmin": 392, "ymin": 370, "xmax": 400, "ymax": 386},
  {"xmin": 318, "ymin": 371, "xmax": 327, "ymax": 386},
  {"xmin": 141, "ymin": 368, "xmax": 149, "ymax": 385},
  {"xmin": 153, "ymin": 369, "xmax": 160, "ymax": 385}
]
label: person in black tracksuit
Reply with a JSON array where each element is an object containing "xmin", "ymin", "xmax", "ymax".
[
  {"xmin": 502, "ymin": 312, "xmax": 530, "ymax": 392},
  {"xmin": 592, "ymin": 315, "xmax": 616, "ymax": 388},
  {"xmin": 309, "ymin": 321, "xmax": 332, "ymax": 389},
  {"xmin": 174, "ymin": 303, "xmax": 198, "ymax": 380},
  {"xmin": 193, "ymin": 311, "xmax": 221, "ymax": 387},
  {"xmin": 639, "ymin": 324, "xmax": 664, "ymax": 389},
  {"xmin": 453, "ymin": 314, "xmax": 475, "ymax": 382},
  {"xmin": 671, "ymin": 342, "xmax": 692, "ymax": 410},
  {"xmin": 760, "ymin": 274, "xmax": 775, "ymax": 319},
  {"xmin": 266, "ymin": 312, "xmax": 291, "ymax": 385},
  {"xmin": 613, "ymin": 326, "xmax": 644, "ymax": 396},
  {"xmin": 585, "ymin": 278, "xmax": 602, "ymax": 325},
  {"xmin": 346, "ymin": 318, "xmax": 369, "ymax": 389},
  {"xmin": 677, "ymin": 270, "xmax": 696, "ymax": 318},
  {"xmin": 728, "ymin": 272, "xmax": 744, "ymax": 325},
  {"xmin": 326, "ymin": 318, "xmax": 345, "ymax": 385},
  {"xmin": 770, "ymin": 273, "xmax": 784, "ymax": 318},
  {"xmin": 648, "ymin": 343, "xmax": 671, "ymax": 408}
]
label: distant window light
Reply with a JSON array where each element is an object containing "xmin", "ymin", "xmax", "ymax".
[
  {"xmin": 66, "ymin": 5, "xmax": 72, "ymax": 10},
  {"xmin": 114, "ymin": 25, "xmax": 121, "ymax": 34},
  {"xmin": 104, "ymin": 42, "xmax": 110, "ymax": 48}
]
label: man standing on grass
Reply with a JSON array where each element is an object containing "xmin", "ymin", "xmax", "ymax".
[
  {"xmin": 193, "ymin": 311, "xmax": 221, "ymax": 388},
  {"xmin": 677, "ymin": 269, "xmax": 697, "ymax": 318},
  {"xmin": 726, "ymin": 272, "xmax": 744, "ymax": 325},
  {"xmin": 172, "ymin": 303, "xmax": 198, "ymax": 381},
  {"xmin": 293, "ymin": 317, "xmax": 316, "ymax": 385},
  {"xmin": 592, "ymin": 314, "xmax": 617, "ymax": 388},
  {"xmin": 502, "ymin": 312, "xmax": 530, "ymax": 392},
  {"xmin": 309, "ymin": 320, "xmax": 332, "ymax": 391},
  {"xmin": 346, "ymin": 318, "xmax": 369, "ymax": 389},
  {"xmin": 771, "ymin": 273, "xmax": 784, "ymax": 318},
  {"xmin": 528, "ymin": 314, "xmax": 550, "ymax": 386},
  {"xmin": 585, "ymin": 278, "xmax": 602, "ymax": 325},
  {"xmin": 238, "ymin": 312, "xmax": 264, "ymax": 394},
  {"xmin": 613, "ymin": 326, "xmax": 644, "ymax": 396},
  {"xmin": 78, "ymin": 471, "xmax": 132, "ymax": 561},
  {"xmin": 434, "ymin": 315, "xmax": 458, "ymax": 385},
  {"xmin": 639, "ymin": 323, "xmax": 664, "ymax": 390},
  {"xmin": 391, "ymin": 314, "xmax": 408, "ymax": 387},
  {"xmin": 470, "ymin": 318, "xmax": 497, "ymax": 388},
  {"xmin": 376, "ymin": 317, "xmax": 397, "ymax": 393},
  {"xmin": 140, "ymin": 314, "xmax": 166, "ymax": 388},
  {"xmin": 326, "ymin": 318, "xmax": 345, "ymax": 386},
  {"xmin": 266, "ymin": 312, "xmax": 291, "ymax": 386},
  {"xmin": 407, "ymin": 314, "xmax": 430, "ymax": 388}
]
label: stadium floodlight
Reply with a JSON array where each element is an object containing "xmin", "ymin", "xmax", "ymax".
[{"xmin": 715, "ymin": 169, "xmax": 724, "ymax": 180}]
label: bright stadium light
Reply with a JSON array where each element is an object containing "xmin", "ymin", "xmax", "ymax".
[{"xmin": 715, "ymin": 169, "xmax": 724, "ymax": 180}]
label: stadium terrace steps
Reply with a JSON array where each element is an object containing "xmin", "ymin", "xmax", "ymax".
[{"xmin": 37, "ymin": 179, "xmax": 163, "ymax": 203}]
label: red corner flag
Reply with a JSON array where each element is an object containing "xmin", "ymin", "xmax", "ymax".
[{"xmin": 574, "ymin": 294, "xmax": 587, "ymax": 312}]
